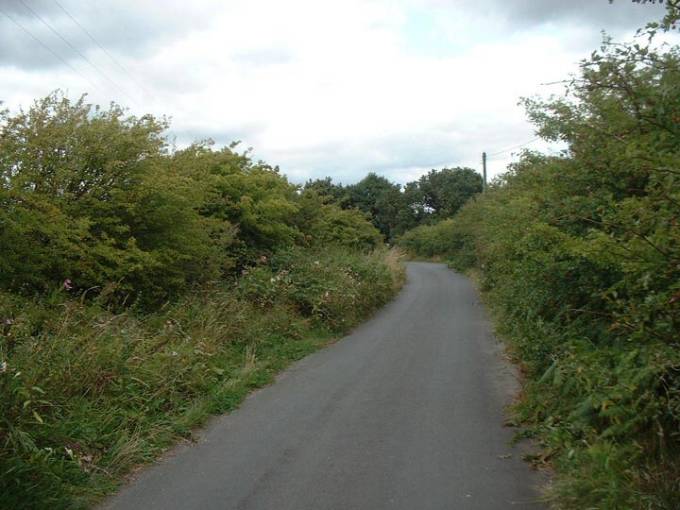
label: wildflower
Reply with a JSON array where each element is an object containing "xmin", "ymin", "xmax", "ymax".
[
  {"xmin": 2, "ymin": 318, "xmax": 12, "ymax": 336},
  {"xmin": 0, "ymin": 361, "xmax": 7, "ymax": 374},
  {"xmin": 63, "ymin": 279, "xmax": 73, "ymax": 291}
]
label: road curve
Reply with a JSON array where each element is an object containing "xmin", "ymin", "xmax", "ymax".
[{"xmin": 103, "ymin": 263, "xmax": 544, "ymax": 510}]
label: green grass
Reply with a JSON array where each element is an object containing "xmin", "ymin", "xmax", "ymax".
[{"xmin": 0, "ymin": 247, "xmax": 405, "ymax": 509}]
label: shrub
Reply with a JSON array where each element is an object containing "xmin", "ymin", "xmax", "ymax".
[
  {"xmin": 0, "ymin": 91, "xmax": 402, "ymax": 508},
  {"xmin": 237, "ymin": 246, "xmax": 397, "ymax": 329},
  {"xmin": 293, "ymin": 191, "xmax": 383, "ymax": 251},
  {"xmin": 0, "ymin": 95, "xmax": 385, "ymax": 307}
]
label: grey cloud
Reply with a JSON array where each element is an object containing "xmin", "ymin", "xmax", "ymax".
[
  {"xmin": 490, "ymin": 0, "xmax": 666, "ymax": 29},
  {"xmin": 0, "ymin": 0, "xmax": 214, "ymax": 70},
  {"xmin": 269, "ymin": 130, "xmax": 468, "ymax": 185},
  {"xmin": 0, "ymin": 0, "xmax": 58, "ymax": 16}
]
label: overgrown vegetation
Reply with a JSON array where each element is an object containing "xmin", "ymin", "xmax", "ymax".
[
  {"xmin": 0, "ymin": 94, "xmax": 404, "ymax": 508},
  {"xmin": 398, "ymin": 15, "xmax": 680, "ymax": 509}
]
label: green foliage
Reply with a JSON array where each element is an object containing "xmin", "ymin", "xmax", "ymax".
[
  {"xmin": 344, "ymin": 172, "xmax": 410, "ymax": 239},
  {"xmin": 237, "ymin": 247, "xmax": 398, "ymax": 330},
  {"xmin": 407, "ymin": 167, "xmax": 483, "ymax": 221},
  {"xmin": 294, "ymin": 191, "xmax": 383, "ymax": 251},
  {"xmin": 398, "ymin": 31, "xmax": 680, "ymax": 509},
  {"xmin": 0, "ymin": 94, "xmax": 384, "ymax": 306},
  {"xmin": 0, "ymin": 93, "xmax": 228, "ymax": 305},
  {"xmin": 398, "ymin": 219, "xmax": 460, "ymax": 258},
  {"xmin": 302, "ymin": 177, "xmax": 347, "ymax": 203},
  {"xmin": 303, "ymin": 167, "xmax": 482, "ymax": 241},
  {"xmin": 169, "ymin": 143, "xmax": 301, "ymax": 267}
]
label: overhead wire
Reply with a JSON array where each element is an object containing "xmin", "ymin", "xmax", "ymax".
[
  {"xmin": 52, "ymin": 0, "xmax": 153, "ymax": 98},
  {"xmin": 487, "ymin": 136, "xmax": 541, "ymax": 157},
  {"xmin": 0, "ymin": 6, "xmax": 102, "ymax": 94},
  {"xmin": 15, "ymin": 0, "xmax": 141, "ymax": 106}
]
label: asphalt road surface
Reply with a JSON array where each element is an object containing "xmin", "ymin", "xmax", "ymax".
[{"xmin": 103, "ymin": 262, "xmax": 545, "ymax": 510}]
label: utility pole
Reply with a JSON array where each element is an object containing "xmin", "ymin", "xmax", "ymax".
[{"xmin": 482, "ymin": 151, "xmax": 487, "ymax": 191}]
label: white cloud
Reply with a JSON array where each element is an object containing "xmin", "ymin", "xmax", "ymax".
[{"xmin": 0, "ymin": 0, "xmax": 672, "ymax": 183}]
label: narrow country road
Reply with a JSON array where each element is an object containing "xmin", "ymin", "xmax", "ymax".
[{"xmin": 103, "ymin": 263, "xmax": 544, "ymax": 510}]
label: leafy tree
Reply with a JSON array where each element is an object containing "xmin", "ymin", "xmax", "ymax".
[
  {"xmin": 344, "ymin": 173, "xmax": 411, "ymax": 240},
  {"xmin": 303, "ymin": 177, "xmax": 348, "ymax": 204},
  {"xmin": 410, "ymin": 167, "xmax": 482, "ymax": 221},
  {"xmin": 301, "ymin": 169, "xmax": 482, "ymax": 239},
  {"xmin": 294, "ymin": 190, "xmax": 382, "ymax": 251},
  {"xmin": 0, "ymin": 93, "xmax": 226, "ymax": 303},
  {"xmin": 170, "ymin": 143, "xmax": 300, "ymax": 267}
]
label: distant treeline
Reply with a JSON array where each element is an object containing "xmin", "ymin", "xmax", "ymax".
[{"xmin": 303, "ymin": 166, "xmax": 482, "ymax": 241}]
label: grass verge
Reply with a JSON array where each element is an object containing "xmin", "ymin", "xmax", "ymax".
[{"xmin": 0, "ymin": 247, "xmax": 405, "ymax": 509}]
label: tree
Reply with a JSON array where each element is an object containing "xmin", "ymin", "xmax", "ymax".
[
  {"xmin": 0, "ymin": 92, "xmax": 226, "ymax": 304},
  {"xmin": 303, "ymin": 177, "xmax": 348, "ymax": 204},
  {"xmin": 411, "ymin": 167, "xmax": 483, "ymax": 221},
  {"xmin": 344, "ymin": 173, "xmax": 410, "ymax": 240},
  {"xmin": 294, "ymin": 190, "xmax": 382, "ymax": 251},
  {"xmin": 172, "ymin": 143, "xmax": 301, "ymax": 266}
]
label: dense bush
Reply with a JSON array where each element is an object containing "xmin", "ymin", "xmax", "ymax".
[
  {"xmin": 399, "ymin": 29, "xmax": 680, "ymax": 509},
  {"xmin": 397, "ymin": 219, "xmax": 474, "ymax": 267},
  {"xmin": 237, "ymin": 247, "xmax": 398, "ymax": 330},
  {"xmin": 168, "ymin": 143, "xmax": 301, "ymax": 267},
  {"xmin": 0, "ymin": 94, "xmax": 228, "ymax": 304},
  {"xmin": 293, "ymin": 191, "xmax": 383, "ymax": 251}
]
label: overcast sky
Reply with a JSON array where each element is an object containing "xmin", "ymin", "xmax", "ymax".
[{"xmin": 0, "ymin": 0, "xmax": 671, "ymax": 183}]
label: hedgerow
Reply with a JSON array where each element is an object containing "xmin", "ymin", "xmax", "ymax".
[
  {"xmin": 0, "ymin": 93, "xmax": 403, "ymax": 508},
  {"xmin": 398, "ymin": 24, "xmax": 680, "ymax": 509}
]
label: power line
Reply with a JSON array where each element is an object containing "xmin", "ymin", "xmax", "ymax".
[
  {"xmin": 487, "ymin": 136, "xmax": 541, "ymax": 157},
  {"xmin": 52, "ymin": 0, "xmax": 152, "ymax": 98},
  {"xmin": 16, "ymin": 0, "xmax": 140, "ymax": 106},
  {"xmin": 16, "ymin": 0, "xmax": 137, "ymax": 104},
  {"xmin": 0, "ymin": 6, "xmax": 102, "ymax": 94}
]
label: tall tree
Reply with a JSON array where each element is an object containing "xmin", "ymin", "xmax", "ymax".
[
  {"xmin": 303, "ymin": 177, "xmax": 347, "ymax": 204},
  {"xmin": 345, "ymin": 173, "xmax": 408, "ymax": 240},
  {"xmin": 411, "ymin": 167, "xmax": 483, "ymax": 221}
]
